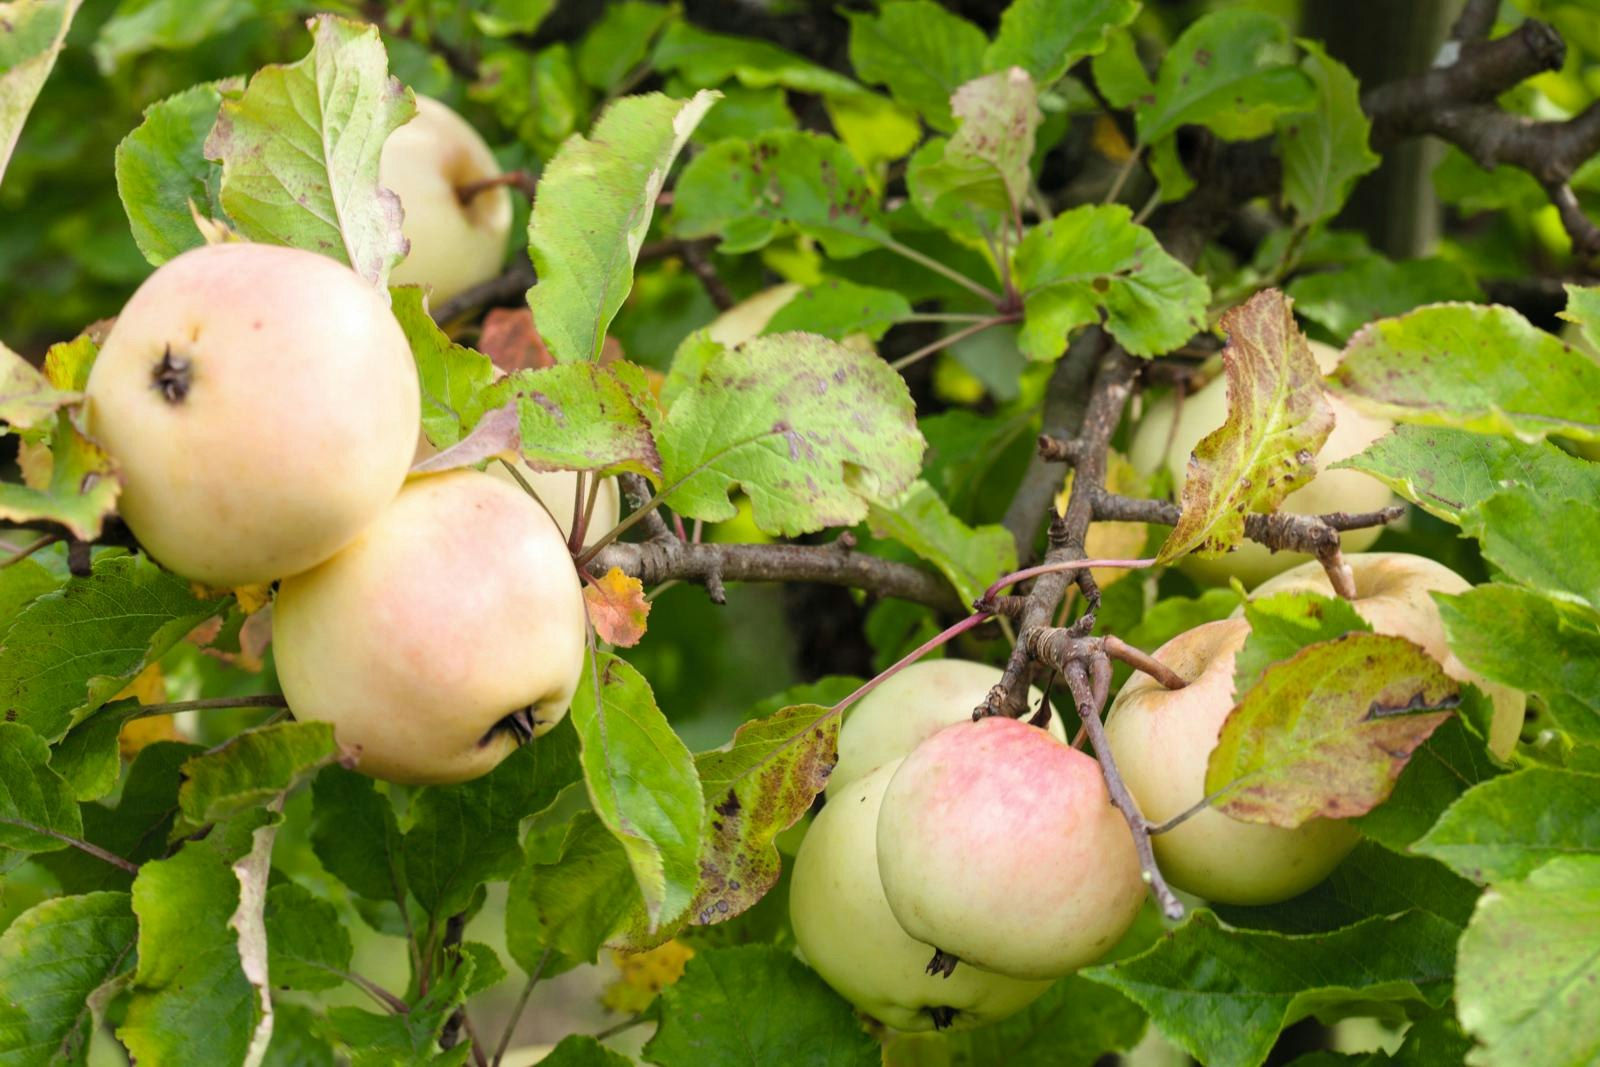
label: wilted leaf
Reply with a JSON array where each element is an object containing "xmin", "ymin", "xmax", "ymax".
[
  {"xmin": 1207, "ymin": 634, "xmax": 1458, "ymax": 827},
  {"xmin": 1455, "ymin": 856, "xmax": 1600, "ymax": 1067},
  {"xmin": 0, "ymin": 0, "xmax": 81, "ymax": 187},
  {"xmin": 583, "ymin": 567, "xmax": 650, "ymax": 647},
  {"xmin": 1014, "ymin": 204, "xmax": 1210, "ymax": 359},
  {"xmin": 658, "ymin": 332, "xmax": 922, "ymax": 535},
  {"xmin": 0, "ymin": 891, "xmax": 136, "ymax": 1064},
  {"xmin": 487, "ymin": 361, "xmax": 662, "ymax": 478},
  {"xmin": 0, "ymin": 340, "xmax": 76, "ymax": 430},
  {"xmin": 528, "ymin": 91, "xmax": 718, "ymax": 363},
  {"xmin": 410, "ymin": 402, "xmax": 521, "ymax": 474},
  {"xmin": 570, "ymin": 652, "xmax": 703, "ymax": 929},
  {"xmin": 1330, "ymin": 303, "xmax": 1600, "ymax": 442},
  {"xmin": 205, "ymin": 14, "xmax": 411, "ymax": 285},
  {"xmin": 672, "ymin": 130, "xmax": 890, "ymax": 258},
  {"xmin": 601, "ymin": 940, "xmax": 694, "ymax": 1014},
  {"xmin": 909, "ymin": 68, "xmax": 1041, "ymax": 241},
  {"xmin": 479, "ymin": 306, "xmax": 554, "ymax": 372},
  {"xmin": 686, "ymin": 703, "xmax": 837, "ymax": 927},
  {"xmin": 1158, "ymin": 289, "xmax": 1333, "ymax": 563}
]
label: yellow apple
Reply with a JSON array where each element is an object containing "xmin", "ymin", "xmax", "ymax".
[
  {"xmin": 1129, "ymin": 340, "xmax": 1397, "ymax": 587},
  {"xmin": 876, "ymin": 717, "xmax": 1145, "ymax": 979},
  {"xmin": 828, "ymin": 658, "xmax": 1064, "ymax": 798},
  {"xmin": 382, "ymin": 95, "xmax": 512, "ymax": 304},
  {"xmin": 1105, "ymin": 617, "xmax": 1361, "ymax": 906},
  {"xmin": 84, "ymin": 242, "xmax": 419, "ymax": 588},
  {"xmin": 1247, "ymin": 552, "xmax": 1526, "ymax": 757},
  {"xmin": 273, "ymin": 470, "xmax": 586, "ymax": 784},
  {"xmin": 791, "ymin": 759, "xmax": 1050, "ymax": 1031}
]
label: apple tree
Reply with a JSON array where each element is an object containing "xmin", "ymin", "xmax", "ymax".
[{"xmin": 0, "ymin": 1, "xmax": 1597, "ymax": 1065}]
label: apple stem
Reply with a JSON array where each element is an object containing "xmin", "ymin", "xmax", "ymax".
[
  {"xmin": 1319, "ymin": 546, "xmax": 1359, "ymax": 600},
  {"xmin": 454, "ymin": 169, "xmax": 536, "ymax": 205},
  {"xmin": 1103, "ymin": 636, "xmax": 1188, "ymax": 690},
  {"xmin": 1062, "ymin": 657, "xmax": 1185, "ymax": 921}
]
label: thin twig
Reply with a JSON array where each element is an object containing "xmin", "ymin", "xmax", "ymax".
[
  {"xmin": 881, "ymin": 237, "xmax": 1004, "ymax": 306},
  {"xmin": 888, "ymin": 315, "xmax": 1018, "ymax": 372},
  {"xmin": 492, "ymin": 949, "xmax": 553, "ymax": 1067},
  {"xmin": 0, "ymin": 533, "xmax": 60, "ymax": 568},
  {"xmin": 125, "ymin": 695, "xmax": 289, "ymax": 721},
  {"xmin": 0, "ymin": 817, "xmax": 139, "ymax": 874},
  {"xmin": 593, "ymin": 1014, "xmax": 650, "ymax": 1042}
]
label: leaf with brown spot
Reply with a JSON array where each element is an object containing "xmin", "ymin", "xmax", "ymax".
[
  {"xmin": 583, "ymin": 567, "xmax": 650, "ymax": 648},
  {"xmin": 486, "ymin": 361, "xmax": 663, "ymax": 479},
  {"xmin": 479, "ymin": 307, "xmax": 555, "ymax": 373},
  {"xmin": 1157, "ymin": 288, "xmax": 1334, "ymax": 563},
  {"xmin": 0, "ymin": 341, "xmax": 77, "ymax": 431},
  {"xmin": 410, "ymin": 402, "xmax": 521, "ymax": 475},
  {"xmin": 1206, "ymin": 633, "xmax": 1458, "ymax": 828},
  {"xmin": 684, "ymin": 703, "xmax": 837, "ymax": 928}
]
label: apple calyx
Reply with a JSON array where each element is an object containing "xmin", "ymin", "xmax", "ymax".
[{"xmin": 151, "ymin": 347, "xmax": 192, "ymax": 403}]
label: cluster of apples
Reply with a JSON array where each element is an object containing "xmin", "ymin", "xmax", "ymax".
[
  {"xmin": 81, "ymin": 97, "xmax": 598, "ymax": 784},
  {"xmin": 790, "ymin": 554, "xmax": 1525, "ymax": 1033}
]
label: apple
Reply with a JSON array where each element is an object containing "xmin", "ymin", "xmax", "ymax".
[
  {"xmin": 1104, "ymin": 617, "xmax": 1361, "ymax": 906},
  {"xmin": 382, "ymin": 95, "xmax": 512, "ymax": 304},
  {"xmin": 791, "ymin": 759, "xmax": 1050, "ymax": 1031},
  {"xmin": 875, "ymin": 716, "xmax": 1145, "ymax": 979},
  {"xmin": 829, "ymin": 658, "xmax": 1065, "ymax": 798},
  {"xmin": 84, "ymin": 242, "xmax": 419, "ymax": 588},
  {"xmin": 1128, "ymin": 340, "xmax": 1397, "ymax": 587},
  {"xmin": 273, "ymin": 469, "xmax": 586, "ymax": 784},
  {"xmin": 413, "ymin": 432, "xmax": 620, "ymax": 547},
  {"xmin": 1247, "ymin": 552, "xmax": 1527, "ymax": 758}
]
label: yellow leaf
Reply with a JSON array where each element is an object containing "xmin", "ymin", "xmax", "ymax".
[
  {"xmin": 583, "ymin": 566, "xmax": 651, "ymax": 648},
  {"xmin": 601, "ymin": 941, "xmax": 694, "ymax": 1015},
  {"xmin": 114, "ymin": 664, "xmax": 184, "ymax": 758}
]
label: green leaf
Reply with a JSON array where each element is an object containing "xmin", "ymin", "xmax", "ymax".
[
  {"xmin": 263, "ymin": 881, "xmax": 353, "ymax": 992},
  {"xmin": 693, "ymin": 84, "xmax": 797, "ymax": 144},
  {"xmin": 1157, "ymin": 289, "xmax": 1332, "ymax": 562},
  {"xmin": 946, "ymin": 975, "xmax": 1146, "ymax": 1067},
  {"xmin": 1413, "ymin": 768, "xmax": 1600, "ymax": 883},
  {"xmin": 1351, "ymin": 711, "xmax": 1501, "ymax": 852},
  {"xmin": 325, "ymin": 949, "xmax": 473, "ymax": 1066},
  {"xmin": 671, "ymin": 130, "xmax": 891, "ymax": 258},
  {"xmin": 867, "ymin": 480, "xmax": 1014, "ymax": 607},
  {"xmin": 178, "ymin": 721, "xmax": 342, "ymax": 825},
  {"xmin": 1437, "ymin": 584, "xmax": 1600, "ymax": 744},
  {"xmin": 1456, "ymin": 856, "xmax": 1600, "ymax": 1067},
  {"xmin": 1330, "ymin": 303, "xmax": 1600, "ymax": 442},
  {"xmin": 0, "ymin": 554, "xmax": 225, "ymax": 742},
  {"xmin": 0, "ymin": 891, "xmax": 136, "ymax": 1065},
  {"xmin": 471, "ymin": 0, "xmax": 555, "ymax": 38},
  {"xmin": 570, "ymin": 652, "xmax": 703, "ymax": 930},
  {"xmin": 985, "ymin": 0, "xmax": 1140, "ymax": 87},
  {"xmin": 310, "ymin": 766, "xmax": 406, "ymax": 904},
  {"xmin": 114, "ymin": 80, "xmax": 236, "ymax": 266},
  {"xmin": 404, "ymin": 718, "xmax": 582, "ymax": 920},
  {"xmin": 487, "ymin": 362, "xmax": 663, "ymax": 478},
  {"xmin": 1233, "ymin": 590, "xmax": 1371, "ymax": 695},
  {"xmin": 0, "ymin": 0, "xmax": 80, "ymax": 189},
  {"xmin": 763, "ymin": 279, "xmax": 910, "ymax": 342},
  {"xmin": 41, "ymin": 699, "xmax": 133, "ymax": 802},
  {"xmin": 1276, "ymin": 41, "xmax": 1378, "ymax": 228},
  {"xmin": 262, "ymin": 1001, "xmax": 339, "ymax": 1067},
  {"xmin": 1207, "ymin": 634, "xmax": 1457, "ymax": 827},
  {"xmin": 507, "ymin": 811, "xmax": 637, "ymax": 965},
  {"xmin": 0, "ymin": 722, "xmax": 80, "ymax": 861},
  {"xmin": 686, "ymin": 702, "xmax": 837, "ymax": 928},
  {"xmin": 1092, "ymin": 28, "xmax": 1154, "ymax": 109},
  {"xmin": 527, "ymin": 90, "xmax": 717, "ymax": 363},
  {"xmin": 1014, "ymin": 203, "xmax": 1210, "ymax": 359},
  {"xmin": 1214, "ymin": 841, "xmax": 1479, "ymax": 935},
  {"xmin": 657, "ymin": 332, "xmax": 923, "ymax": 535},
  {"xmin": 118, "ymin": 809, "xmax": 276, "ymax": 1067},
  {"xmin": 204, "ymin": 14, "xmax": 411, "ymax": 285},
  {"xmin": 0, "ymin": 340, "xmax": 76, "ymax": 431},
  {"xmin": 1559, "ymin": 281, "xmax": 1600, "ymax": 351},
  {"xmin": 1136, "ymin": 10, "xmax": 1313, "ymax": 145},
  {"xmin": 576, "ymin": 0, "xmax": 675, "ymax": 91},
  {"xmin": 92, "ymin": 0, "xmax": 254, "ymax": 72},
  {"xmin": 38, "ymin": 741, "xmax": 199, "ymax": 895},
  {"xmin": 1287, "ymin": 257, "xmax": 1482, "ymax": 343},
  {"xmin": 1336, "ymin": 424, "xmax": 1600, "ymax": 525},
  {"xmin": 539, "ymin": 1035, "xmax": 635, "ymax": 1067},
  {"xmin": 456, "ymin": 942, "xmax": 505, "ymax": 998},
  {"xmin": 1459, "ymin": 487, "xmax": 1600, "ymax": 613},
  {"xmin": 1084, "ymin": 911, "xmax": 1455, "ymax": 1067},
  {"xmin": 390, "ymin": 286, "xmax": 497, "ymax": 447},
  {"xmin": 823, "ymin": 90, "xmax": 919, "ymax": 170},
  {"xmin": 845, "ymin": 1, "xmax": 986, "ymax": 131},
  {"xmin": 652, "ymin": 21, "xmax": 863, "ymax": 97},
  {"xmin": 908, "ymin": 69, "xmax": 1042, "ymax": 242},
  {"xmin": 643, "ymin": 945, "xmax": 879, "ymax": 1067}
]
